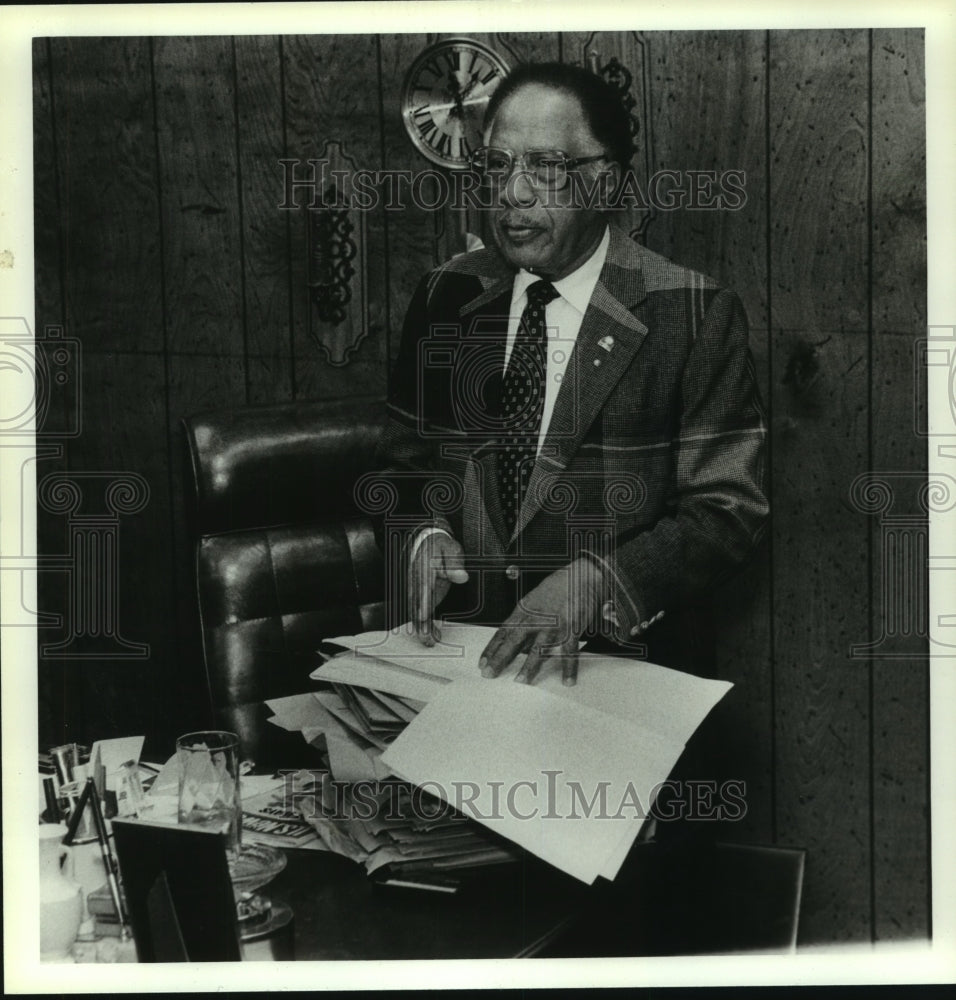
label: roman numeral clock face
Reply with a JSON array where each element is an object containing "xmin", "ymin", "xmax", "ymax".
[{"xmin": 401, "ymin": 38, "xmax": 510, "ymax": 169}]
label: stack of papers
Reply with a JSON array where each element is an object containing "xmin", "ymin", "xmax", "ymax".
[
  {"xmin": 266, "ymin": 664, "xmax": 522, "ymax": 875},
  {"xmin": 271, "ymin": 623, "xmax": 732, "ymax": 884},
  {"xmin": 296, "ymin": 774, "xmax": 520, "ymax": 876},
  {"xmin": 266, "ymin": 686, "xmax": 422, "ymax": 783},
  {"xmin": 239, "ymin": 773, "xmax": 326, "ymax": 851}
]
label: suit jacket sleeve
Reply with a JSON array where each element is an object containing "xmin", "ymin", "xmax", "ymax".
[
  {"xmin": 372, "ymin": 273, "xmax": 456, "ymax": 553},
  {"xmin": 585, "ymin": 288, "xmax": 769, "ymax": 643}
]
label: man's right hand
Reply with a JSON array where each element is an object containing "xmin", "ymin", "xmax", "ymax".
[{"xmin": 408, "ymin": 531, "xmax": 469, "ymax": 645}]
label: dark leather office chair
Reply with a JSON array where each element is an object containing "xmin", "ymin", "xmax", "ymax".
[{"xmin": 182, "ymin": 396, "xmax": 386, "ymax": 762}]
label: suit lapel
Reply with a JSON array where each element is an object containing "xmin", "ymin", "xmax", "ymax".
[{"xmin": 512, "ymin": 228, "xmax": 649, "ymax": 541}]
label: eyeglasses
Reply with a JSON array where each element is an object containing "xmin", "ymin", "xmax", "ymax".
[{"xmin": 470, "ymin": 146, "xmax": 611, "ymax": 191}]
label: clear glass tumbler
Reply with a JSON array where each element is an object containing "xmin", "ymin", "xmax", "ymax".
[{"xmin": 176, "ymin": 730, "xmax": 242, "ymax": 855}]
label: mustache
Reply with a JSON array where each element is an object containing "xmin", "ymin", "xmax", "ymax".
[{"xmin": 497, "ymin": 215, "xmax": 543, "ymax": 228}]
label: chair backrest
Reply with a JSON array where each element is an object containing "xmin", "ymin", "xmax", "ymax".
[{"xmin": 182, "ymin": 396, "xmax": 386, "ymax": 760}]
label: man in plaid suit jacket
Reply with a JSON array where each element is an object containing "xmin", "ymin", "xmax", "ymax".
[{"xmin": 376, "ymin": 63, "xmax": 768, "ymax": 684}]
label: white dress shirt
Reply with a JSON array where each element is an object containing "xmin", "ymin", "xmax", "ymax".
[{"xmin": 505, "ymin": 224, "xmax": 611, "ymax": 454}]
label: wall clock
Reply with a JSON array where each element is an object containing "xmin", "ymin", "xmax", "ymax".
[{"xmin": 401, "ymin": 37, "xmax": 510, "ymax": 169}]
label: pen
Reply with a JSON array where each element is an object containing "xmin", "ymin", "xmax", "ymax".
[
  {"xmin": 380, "ymin": 878, "xmax": 458, "ymax": 893},
  {"xmin": 86, "ymin": 778, "xmax": 130, "ymax": 930}
]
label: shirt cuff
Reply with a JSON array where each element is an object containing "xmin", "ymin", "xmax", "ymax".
[
  {"xmin": 407, "ymin": 525, "xmax": 454, "ymax": 566},
  {"xmin": 580, "ymin": 547, "xmax": 655, "ymax": 645}
]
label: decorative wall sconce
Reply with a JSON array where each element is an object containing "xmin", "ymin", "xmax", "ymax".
[
  {"xmin": 308, "ymin": 188, "xmax": 356, "ymax": 326},
  {"xmin": 583, "ymin": 34, "xmax": 655, "ymax": 243},
  {"xmin": 306, "ymin": 140, "xmax": 368, "ymax": 366}
]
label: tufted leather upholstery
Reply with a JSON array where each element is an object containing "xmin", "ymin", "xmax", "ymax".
[{"xmin": 182, "ymin": 396, "xmax": 387, "ymax": 761}]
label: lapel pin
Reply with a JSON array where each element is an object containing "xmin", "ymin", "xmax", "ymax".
[
  {"xmin": 593, "ymin": 358, "xmax": 602, "ymax": 367},
  {"xmin": 598, "ymin": 335, "xmax": 615, "ymax": 352}
]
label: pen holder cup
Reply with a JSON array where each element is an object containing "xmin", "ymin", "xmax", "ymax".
[
  {"xmin": 39, "ymin": 824, "xmax": 83, "ymax": 961},
  {"xmin": 70, "ymin": 837, "xmax": 108, "ymax": 927}
]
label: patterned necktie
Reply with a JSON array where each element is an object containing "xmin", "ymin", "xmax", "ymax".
[{"xmin": 497, "ymin": 279, "xmax": 560, "ymax": 539}]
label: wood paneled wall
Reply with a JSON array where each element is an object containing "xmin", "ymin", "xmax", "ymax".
[{"xmin": 33, "ymin": 30, "xmax": 928, "ymax": 945}]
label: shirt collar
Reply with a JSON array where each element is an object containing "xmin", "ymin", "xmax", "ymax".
[{"xmin": 511, "ymin": 224, "xmax": 611, "ymax": 315}]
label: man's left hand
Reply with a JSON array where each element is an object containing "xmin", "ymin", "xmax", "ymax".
[{"xmin": 478, "ymin": 557, "xmax": 604, "ymax": 687}]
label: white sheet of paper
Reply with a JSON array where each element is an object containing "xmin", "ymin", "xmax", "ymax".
[
  {"xmin": 537, "ymin": 654, "xmax": 733, "ymax": 743},
  {"xmin": 239, "ymin": 774, "xmax": 286, "ymax": 799},
  {"xmin": 287, "ymin": 695, "xmax": 388, "ymax": 781},
  {"xmin": 311, "ymin": 652, "xmax": 450, "ymax": 703},
  {"xmin": 88, "ymin": 736, "xmax": 145, "ymax": 791},
  {"xmin": 144, "ymin": 752, "xmax": 178, "ymax": 796},
  {"xmin": 301, "ymin": 725, "xmax": 327, "ymax": 746},
  {"xmin": 322, "ymin": 622, "xmax": 512, "ymax": 680},
  {"xmin": 265, "ymin": 693, "xmax": 332, "ymax": 732},
  {"xmin": 381, "ymin": 680, "xmax": 685, "ymax": 884},
  {"xmin": 598, "ymin": 815, "xmax": 648, "ymax": 881},
  {"xmin": 325, "ymin": 734, "xmax": 385, "ymax": 782},
  {"xmin": 318, "ymin": 625, "xmax": 731, "ymax": 743},
  {"xmin": 366, "ymin": 689, "xmax": 421, "ymax": 724},
  {"xmin": 314, "ymin": 691, "xmax": 390, "ymax": 751},
  {"xmin": 314, "ymin": 622, "xmax": 532, "ymax": 700},
  {"xmin": 346, "ymin": 686, "xmax": 404, "ymax": 726}
]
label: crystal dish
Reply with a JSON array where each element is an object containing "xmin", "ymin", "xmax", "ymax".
[{"xmin": 228, "ymin": 843, "xmax": 287, "ymax": 895}]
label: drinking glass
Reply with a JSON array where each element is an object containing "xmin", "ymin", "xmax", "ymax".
[{"xmin": 176, "ymin": 731, "xmax": 242, "ymax": 855}]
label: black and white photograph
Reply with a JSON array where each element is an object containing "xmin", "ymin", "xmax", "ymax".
[{"xmin": 2, "ymin": 1, "xmax": 954, "ymax": 992}]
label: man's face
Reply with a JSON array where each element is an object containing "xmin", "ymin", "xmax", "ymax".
[{"xmin": 484, "ymin": 83, "xmax": 613, "ymax": 280}]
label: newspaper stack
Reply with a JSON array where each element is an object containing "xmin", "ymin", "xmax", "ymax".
[{"xmin": 265, "ymin": 688, "xmax": 520, "ymax": 876}]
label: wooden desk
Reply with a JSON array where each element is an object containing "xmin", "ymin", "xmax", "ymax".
[
  {"xmin": 238, "ymin": 712, "xmax": 804, "ymax": 960},
  {"xmin": 245, "ymin": 720, "xmax": 584, "ymax": 958},
  {"xmin": 262, "ymin": 839, "xmax": 803, "ymax": 960},
  {"xmin": 267, "ymin": 850, "xmax": 589, "ymax": 960}
]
